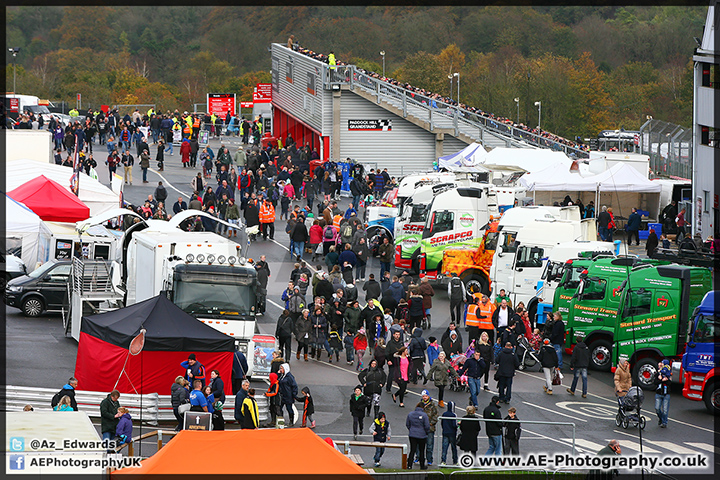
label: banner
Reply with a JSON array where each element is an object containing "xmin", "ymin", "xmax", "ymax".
[
  {"xmin": 254, "ymin": 83, "xmax": 272, "ymax": 103},
  {"xmin": 348, "ymin": 119, "xmax": 392, "ymax": 131},
  {"xmin": 207, "ymin": 93, "xmax": 236, "ymax": 117}
]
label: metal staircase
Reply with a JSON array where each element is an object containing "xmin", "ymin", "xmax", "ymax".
[{"xmin": 327, "ymin": 66, "xmax": 589, "ymax": 158}]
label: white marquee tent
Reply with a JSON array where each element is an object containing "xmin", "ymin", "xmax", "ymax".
[
  {"xmin": 438, "ymin": 142, "xmax": 488, "ymax": 171},
  {"xmin": 5, "ymin": 195, "xmax": 52, "ymax": 271},
  {"xmin": 6, "ymin": 161, "xmax": 119, "ymax": 217}
]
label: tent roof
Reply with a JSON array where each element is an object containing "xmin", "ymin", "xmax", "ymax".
[
  {"xmin": 438, "ymin": 142, "xmax": 489, "ymax": 172},
  {"xmin": 80, "ymin": 295, "xmax": 234, "ymax": 352},
  {"xmin": 113, "ymin": 429, "xmax": 369, "ymax": 475},
  {"xmin": 4, "ymin": 194, "xmax": 51, "ymax": 234},
  {"xmin": 478, "ymin": 147, "xmax": 572, "ymax": 173},
  {"xmin": 518, "ymin": 162, "xmax": 597, "ymax": 191},
  {"xmin": 592, "ymin": 162, "xmax": 661, "ymax": 193},
  {"xmin": 5, "ymin": 160, "xmax": 119, "ymax": 216},
  {"xmin": 8, "ymin": 175, "xmax": 90, "ymax": 222}
]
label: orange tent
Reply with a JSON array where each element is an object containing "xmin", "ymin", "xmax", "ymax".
[{"xmin": 112, "ymin": 428, "xmax": 369, "ymax": 476}]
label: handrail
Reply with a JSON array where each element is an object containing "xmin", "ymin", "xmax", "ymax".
[
  {"xmin": 342, "ymin": 440, "xmax": 409, "ymax": 469},
  {"xmin": 114, "ymin": 429, "xmax": 177, "ymax": 457}
]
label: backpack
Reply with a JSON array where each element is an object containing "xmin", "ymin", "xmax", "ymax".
[
  {"xmin": 449, "ymin": 277, "xmax": 464, "ymax": 303},
  {"xmin": 324, "ymin": 226, "xmax": 335, "ymax": 240},
  {"xmin": 51, "ymin": 390, "xmax": 63, "ymax": 408},
  {"xmin": 286, "ymin": 218, "xmax": 297, "ymax": 234},
  {"xmin": 341, "ymin": 223, "xmax": 353, "ymax": 240}
]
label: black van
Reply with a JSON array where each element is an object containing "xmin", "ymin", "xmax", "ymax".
[{"xmin": 5, "ymin": 259, "xmax": 72, "ymax": 317}]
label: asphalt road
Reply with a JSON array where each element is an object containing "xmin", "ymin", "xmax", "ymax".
[{"xmin": 5, "ymin": 135, "xmax": 716, "ymax": 472}]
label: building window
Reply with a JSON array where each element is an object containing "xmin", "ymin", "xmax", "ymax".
[
  {"xmin": 700, "ymin": 125, "xmax": 719, "ymax": 148},
  {"xmin": 701, "ymin": 63, "xmax": 720, "ymax": 89},
  {"xmin": 704, "ymin": 191, "xmax": 710, "ymax": 213}
]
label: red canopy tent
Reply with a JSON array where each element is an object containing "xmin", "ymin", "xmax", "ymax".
[
  {"xmin": 75, "ymin": 295, "xmax": 234, "ymax": 395},
  {"xmin": 8, "ymin": 175, "xmax": 90, "ymax": 222}
]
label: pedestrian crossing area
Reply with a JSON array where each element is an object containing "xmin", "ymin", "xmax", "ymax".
[{"xmin": 558, "ymin": 436, "xmax": 716, "ymax": 456}]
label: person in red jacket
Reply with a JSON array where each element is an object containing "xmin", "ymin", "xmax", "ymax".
[
  {"xmin": 180, "ymin": 139, "xmax": 191, "ymax": 167},
  {"xmin": 353, "ymin": 329, "xmax": 368, "ymax": 371}
]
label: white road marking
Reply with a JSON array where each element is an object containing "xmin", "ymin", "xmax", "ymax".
[
  {"xmin": 683, "ymin": 442, "xmax": 716, "ymax": 453},
  {"xmin": 147, "ymin": 168, "xmax": 192, "ymax": 198},
  {"xmin": 643, "ymin": 440, "xmax": 697, "ymax": 455},
  {"xmin": 611, "ymin": 430, "xmax": 661, "ymax": 453},
  {"xmin": 562, "ymin": 438, "xmax": 606, "ymax": 454},
  {"xmin": 521, "ymin": 401, "xmax": 587, "ymax": 422},
  {"xmin": 556, "ymin": 401, "xmax": 616, "ymax": 420}
]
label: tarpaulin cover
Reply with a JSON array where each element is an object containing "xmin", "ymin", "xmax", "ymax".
[
  {"xmin": 8, "ymin": 175, "xmax": 90, "ymax": 222},
  {"xmin": 112, "ymin": 428, "xmax": 369, "ymax": 476},
  {"xmin": 75, "ymin": 295, "xmax": 234, "ymax": 395},
  {"xmin": 80, "ymin": 295, "xmax": 234, "ymax": 351}
]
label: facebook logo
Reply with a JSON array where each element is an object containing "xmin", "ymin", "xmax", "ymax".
[
  {"xmin": 9, "ymin": 437, "xmax": 24, "ymax": 451},
  {"xmin": 9, "ymin": 454, "xmax": 25, "ymax": 470}
]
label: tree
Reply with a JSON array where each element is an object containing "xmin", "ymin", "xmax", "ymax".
[{"xmin": 393, "ymin": 52, "xmax": 444, "ymax": 94}]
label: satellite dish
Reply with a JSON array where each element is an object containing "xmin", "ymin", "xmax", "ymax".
[{"xmin": 129, "ymin": 329, "xmax": 146, "ymax": 356}]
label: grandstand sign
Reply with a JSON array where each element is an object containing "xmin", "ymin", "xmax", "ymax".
[
  {"xmin": 348, "ymin": 119, "xmax": 392, "ymax": 131},
  {"xmin": 207, "ymin": 93, "xmax": 236, "ymax": 116}
]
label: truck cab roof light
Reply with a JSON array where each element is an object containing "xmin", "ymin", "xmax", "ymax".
[{"xmin": 186, "ymin": 254, "xmax": 195, "ymax": 263}]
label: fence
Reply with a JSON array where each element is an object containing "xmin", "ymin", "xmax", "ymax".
[
  {"xmin": 321, "ymin": 63, "xmax": 589, "ymax": 158},
  {"xmin": 3, "ymin": 385, "xmax": 269, "ymax": 425},
  {"xmin": 639, "ymin": 118, "xmax": 692, "ymax": 180}
]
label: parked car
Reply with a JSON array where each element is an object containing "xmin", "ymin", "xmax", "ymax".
[
  {"xmin": 1, "ymin": 252, "xmax": 27, "ymax": 291},
  {"xmin": 5, "ymin": 259, "xmax": 71, "ymax": 317}
]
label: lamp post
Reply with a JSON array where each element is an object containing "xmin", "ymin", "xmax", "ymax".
[
  {"xmin": 380, "ymin": 51, "xmax": 385, "ymax": 78},
  {"xmin": 534, "ymin": 101, "xmax": 542, "ymax": 130},
  {"xmin": 514, "ymin": 97, "xmax": 520, "ymax": 124},
  {"xmin": 453, "ymin": 72, "xmax": 460, "ymax": 106},
  {"xmin": 8, "ymin": 47, "xmax": 20, "ymax": 93},
  {"xmin": 447, "ymin": 74, "xmax": 454, "ymax": 101}
]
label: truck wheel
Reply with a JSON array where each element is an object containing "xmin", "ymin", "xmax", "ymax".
[
  {"xmin": 589, "ymin": 339, "xmax": 612, "ymax": 371},
  {"xmin": 22, "ymin": 297, "xmax": 44, "ymax": 317},
  {"xmin": 462, "ymin": 274, "xmax": 489, "ymax": 296},
  {"xmin": 702, "ymin": 382, "xmax": 719, "ymax": 415},
  {"xmin": 632, "ymin": 358, "xmax": 659, "ymax": 390}
]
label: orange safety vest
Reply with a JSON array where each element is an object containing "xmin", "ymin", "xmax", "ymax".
[
  {"xmin": 259, "ymin": 202, "xmax": 275, "ymax": 223},
  {"xmin": 477, "ymin": 301, "xmax": 496, "ymax": 330},
  {"xmin": 332, "ymin": 215, "xmax": 342, "ymax": 228},
  {"xmin": 465, "ymin": 304, "xmax": 480, "ymax": 328}
]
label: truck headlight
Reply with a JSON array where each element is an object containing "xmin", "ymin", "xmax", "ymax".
[
  {"xmin": 228, "ymin": 256, "xmax": 237, "ymax": 265},
  {"xmin": 238, "ymin": 256, "xmax": 246, "ymax": 265},
  {"xmin": 207, "ymin": 254, "xmax": 216, "ymax": 264},
  {"xmin": 218, "ymin": 255, "xmax": 226, "ymax": 264},
  {"xmin": 196, "ymin": 254, "xmax": 205, "ymax": 263},
  {"xmin": 185, "ymin": 254, "xmax": 195, "ymax": 263}
]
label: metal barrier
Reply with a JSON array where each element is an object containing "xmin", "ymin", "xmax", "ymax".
[
  {"xmin": 3, "ymin": 385, "xmax": 269, "ymax": 425},
  {"xmin": 114, "ymin": 429, "xmax": 177, "ymax": 456}
]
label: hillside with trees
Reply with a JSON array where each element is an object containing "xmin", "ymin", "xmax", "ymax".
[{"xmin": 5, "ymin": 5, "xmax": 706, "ymax": 138}]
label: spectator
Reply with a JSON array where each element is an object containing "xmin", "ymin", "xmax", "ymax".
[
  {"xmin": 655, "ymin": 359, "xmax": 671, "ymax": 428},
  {"xmin": 370, "ymin": 411, "xmax": 391, "ymax": 467},
  {"xmin": 447, "ymin": 273, "xmax": 466, "ymax": 325},
  {"xmin": 377, "ymin": 237, "xmax": 394, "ymax": 277},
  {"xmin": 358, "ymin": 358, "xmax": 387, "ymax": 419},
  {"xmin": 51, "ymin": 377, "xmax": 79, "ymax": 411},
  {"xmin": 234, "ymin": 379, "xmax": 250, "ymax": 425},
  {"xmin": 626, "ymin": 207, "xmax": 641, "ymax": 246},
  {"xmin": 232, "ymin": 347, "xmax": 248, "ymax": 394},
  {"xmin": 405, "ymin": 401, "xmax": 430, "ymax": 470},
  {"xmin": 502, "ymin": 407, "xmax": 521, "ymax": 455},
  {"xmin": 171, "ymin": 376, "xmax": 189, "ymax": 431},
  {"xmin": 646, "ymin": 228, "xmax": 659, "ymax": 257},
  {"xmin": 416, "ymin": 389, "xmax": 439, "ymax": 467},
  {"xmin": 483, "ymin": 396, "xmax": 503, "ymax": 456},
  {"xmin": 550, "ymin": 311, "xmax": 565, "ymax": 369},
  {"xmin": 180, "ymin": 353, "xmax": 206, "ymax": 389},
  {"xmin": 350, "ymin": 385, "xmax": 370, "ymax": 440},
  {"xmin": 115, "ymin": 407, "xmax": 133, "ymax": 445},
  {"xmin": 241, "ymin": 388, "xmax": 259, "ymax": 429},
  {"xmin": 457, "ymin": 405, "xmax": 481, "ymax": 459},
  {"xmin": 439, "ymin": 401, "xmax": 458, "ymax": 466},
  {"xmin": 100, "ymin": 390, "xmax": 122, "ymax": 442},
  {"xmin": 496, "ymin": 341, "xmax": 520, "ymax": 403},
  {"xmin": 539, "ymin": 339, "xmax": 559, "ymax": 394},
  {"xmin": 459, "ymin": 349, "xmax": 486, "ymax": 408},
  {"xmin": 188, "ymin": 380, "xmax": 208, "ymax": 412},
  {"xmin": 567, "ymin": 334, "xmax": 590, "ymax": 398},
  {"xmin": 278, "ymin": 363, "xmax": 298, "ymax": 425}
]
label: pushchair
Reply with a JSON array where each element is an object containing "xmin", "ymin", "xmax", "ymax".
[
  {"xmin": 615, "ymin": 386, "xmax": 646, "ymax": 429},
  {"xmin": 448, "ymin": 354, "xmax": 468, "ymax": 392},
  {"xmin": 516, "ymin": 335, "xmax": 541, "ymax": 371}
]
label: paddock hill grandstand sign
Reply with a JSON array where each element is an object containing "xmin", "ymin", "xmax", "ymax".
[{"xmin": 348, "ymin": 119, "xmax": 392, "ymax": 131}]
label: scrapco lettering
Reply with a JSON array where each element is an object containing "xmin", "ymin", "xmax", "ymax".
[{"xmin": 430, "ymin": 231, "xmax": 472, "ymax": 246}]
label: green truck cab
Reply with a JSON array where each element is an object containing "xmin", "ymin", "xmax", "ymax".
[
  {"xmin": 560, "ymin": 257, "xmax": 666, "ymax": 371},
  {"xmin": 613, "ymin": 264, "xmax": 712, "ymax": 389}
]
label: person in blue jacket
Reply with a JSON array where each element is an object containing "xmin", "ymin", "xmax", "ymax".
[
  {"xmin": 440, "ymin": 401, "xmax": 458, "ymax": 466},
  {"xmin": 406, "ymin": 405, "xmax": 430, "ymax": 470},
  {"xmin": 278, "ymin": 363, "xmax": 299, "ymax": 425},
  {"xmin": 626, "ymin": 207, "xmax": 642, "ymax": 246},
  {"xmin": 181, "ymin": 353, "xmax": 206, "ymax": 389},
  {"xmin": 115, "ymin": 408, "xmax": 133, "ymax": 445}
]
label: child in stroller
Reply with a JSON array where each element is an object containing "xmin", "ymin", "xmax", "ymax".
[
  {"xmin": 615, "ymin": 386, "xmax": 646, "ymax": 429},
  {"xmin": 448, "ymin": 354, "xmax": 468, "ymax": 392}
]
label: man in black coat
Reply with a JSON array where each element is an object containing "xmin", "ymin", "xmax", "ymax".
[
  {"xmin": 567, "ymin": 334, "xmax": 590, "ymax": 397},
  {"xmin": 362, "ymin": 274, "xmax": 382, "ymax": 302},
  {"xmin": 290, "ymin": 218, "xmax": 309, "ymax": 260},
  {"xmin": 483, "ymin": 396, "xmax": 503, "ymax": 455},
  {"xmin": 275, "ymin": 310, "xmax": 294, "ymax": 361},
  {"xmin": 496, "ymin": 342, "xmax": 520, "ymax": 404},
  {"xmin": 172, "ymin": 196, "xmax": 188, "ymax": 215}
]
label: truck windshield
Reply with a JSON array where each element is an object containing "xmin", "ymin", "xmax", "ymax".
[
  {"xmin": 174, "ymin": 280, "xmax": 255, "ymax": 316},
  {"xmin": 484, "ymin": 231, "xmax": 498, "ymax": 251},
  {"xmin": 560, "ymin": 265, "xmax": 585, "ymax": 288},
  {"xmin": 409, "ymin": 204, "xmax": 427, "ymax": 223},
  {"xmin": 693, "ymin": 314, "xmax": 718, "ymax": 343}
]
